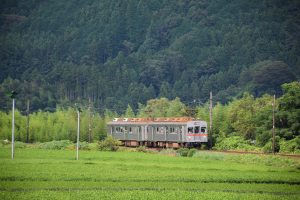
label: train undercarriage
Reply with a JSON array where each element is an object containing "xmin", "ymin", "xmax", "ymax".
[{"xmin": 121, "ymin": 140, "xmax": 202, "ymax": 148}]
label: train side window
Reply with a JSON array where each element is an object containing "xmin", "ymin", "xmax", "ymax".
[
  {"xmin": 175, "ymin": 127, "xmax": 182, "ymax": 134},
  {"xmin": 201, "ymin": 127, "xmax": 206, "ymax": 133},
  {"xmin": 195, "ymin": 126, "xmax": 200, "ymax": 134},
  {"xmin": 129, "ymin": 127, "xmax": 132, "ymax": 134},
  {"xmin": 116, "ymin": 127, "xmax": 121, "ymax": 133},
  {"xmin": 188, "ymin": 127, "xmax": 193, "ymax": 134},
  {"xmin": 157, "ymin": 127, "xmax": 164, "ymax": 134},
  {"xmin": 170, "ymin": 127, "xmax": 177, "ymax": 134}
]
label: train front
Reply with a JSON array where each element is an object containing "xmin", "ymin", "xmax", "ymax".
[{"xmin": 186, "ymin": 120, "xmax": 208, "ymax": 145}]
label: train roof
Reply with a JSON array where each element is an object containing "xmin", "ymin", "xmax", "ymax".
[{"xmin": 107, "ymin": 117, "xmax": 206, "ymax": 125}]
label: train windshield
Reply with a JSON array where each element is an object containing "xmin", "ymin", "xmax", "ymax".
[
  {"xmin": 195, "ymin": 126, "xmax": 200, "ymax": 133},
  {"xmin": 201, "ymin": 127, "xmax": 206, "ymax": 133},
  {"xmin": 188, "ymin": 127, "xmax": 193, "ymax": 133}
]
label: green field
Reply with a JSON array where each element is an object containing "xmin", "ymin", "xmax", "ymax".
[{"xmin": 0, "ymin": 148, "xmax": 300, "ymax": 200}]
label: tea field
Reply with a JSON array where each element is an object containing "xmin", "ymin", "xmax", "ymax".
[{"xmin": 0, "ymin": 148, "xmax": 300, "ymax": 199}]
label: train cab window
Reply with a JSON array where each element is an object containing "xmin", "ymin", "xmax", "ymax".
[
  {"xmin": 188, "ymin": 127, "xmax": 193, "ymax": 134},
  {"xmin": 201, "ymin": 127, "xmax": 206, "ymax": 133},
  {"xmin": 195, "ymin": 126, "xmax": 200, "ymax": 134}
]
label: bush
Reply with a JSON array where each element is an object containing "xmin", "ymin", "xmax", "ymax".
[
  {"xmin": 214, "ymin": 136, "xmax": 257, "ymax": 151},
  {"xmin": 187, "ymin": 149, "xmax": 197, "ymax": 157},
  {"xmin": 14, "ymin": 141, "xmax": 26, "ymax": 148},
  {"xmin": 279, "ymin": 137, "xmax": 300, "ymax": 153},
  {"xmin": 1, "ymin": 139, "xmax": 10, "ymax": 146},
  {"xmin": 263, "ymin": 136, "xmax": 280, "ymax": 153},
  {"xmin": 97, "ymin": 136, "xmax": 121, "ymax": 151},
  {"xmin": 79, "ymin": 141, "xmax": 90, "ymax": 150},
  {"xmin": 136, "ymin": 146, "xmax": 147, "ymax": 153},
  {"xmin": 177, "ymin": 148, "xmax": 189, "ymax": 157},
  {"xmin": 39, "ymin": 140, "xmax": 73, "ymax": 150},
  {"xmin": 159, "ymin": 148, "xmax": 177, "ymax": 156}
]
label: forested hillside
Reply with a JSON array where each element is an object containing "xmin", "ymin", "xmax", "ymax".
[{"xmin": 0, "ymin": 0, "xmax": 299, "ymax": 112}]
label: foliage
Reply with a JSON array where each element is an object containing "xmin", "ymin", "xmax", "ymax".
[
  {"xmin": 0, "ymin": 107, "xmax": 108, "ymax": 143},
  {"xmin": 97, "ymin": 136, "xmax": 121, "ymax": 151},
  {"xmin": 14, "ymin": 141, "xmax": 26, "ymax": 148},
  {"xmin": 0, "ymin": 82, "xmax": 299, "ymax": 153},
  {"xmin": 1, "ymin": 0, "xmax": 299, "ymax": 112},
  {"xmin": 262, "ymin": 136, "xmax": 280, "ymax": 153},
  {"xmin": 214, "ymin": 136, "xmax": 257, "ymax": 151},
  {"xmin": 277, "ymin": 82, "xmax": 300, "ymax": 139},
  {"xmin": 279, "ymin": 137, "xmax": 300, "ymax": 154},
  {"xmin": 176, "ymin": 148, "xmax": 198, "ymax": 157},
  {"xmin": 135, "ymin": 146, "xmax": 147, "ymax": 153},
  {"xmin": 79, "ymin": 141, "xmax": 91, "ymax": 150},
  {"xmin": 187, "ymin": 148, "xmax": 197, "ymax": 157},
  {"xmin": 38, "ymin": 140, "xmax": 73, "ymax": 150},
  {"xmin": 138, "ymin": 97, "xmax": 187, "ymax": 117},
  {"xmin": 176, "ymin": 148, "xmax": 189, "ymax": 157}
]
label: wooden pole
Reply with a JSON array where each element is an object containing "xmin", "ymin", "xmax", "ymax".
[
  {"xmin": 209, "ymin": 91, "xmax": 213, "ymax": 149},
  {"xmin": 272, "ymin": 94, "xmax": 276, "ymax": 154}
]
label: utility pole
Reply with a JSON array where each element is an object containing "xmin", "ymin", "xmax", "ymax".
[
  {"xmin": 209, "ymin": 91, "xmax": 213, "ymax": 150},
  {"xmin": 26, "ymin": 100, "xmax": 30, "ymax": 143},
  {"xmin": 12, "ymin": 98, "xmax": 15, "ymax": 159},
  {"xmin": 88, "ymin": 97, "xmax": 92, "ymax": 143},
  {"xmin": 75, "ymin": 104, "xmax": 81, "ymax": 160},
  {"xmin": 272, "ymin": 94, "xmax": 276, "ymax": 154},
  {"xmin": 7, "ymin": 91, "xmax": 17, "ymax": 160}
]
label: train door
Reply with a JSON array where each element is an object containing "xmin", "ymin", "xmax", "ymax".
[
  {"xmin": 194, "ymin": 125, "xmax": 200, "ymax": 141},
  {"xmin": 187, "ymin": 126, "xmax": 194, "ymax": 142}
]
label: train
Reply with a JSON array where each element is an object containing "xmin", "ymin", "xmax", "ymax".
[{"xmin": 107, "ymin": 117, "xmax": 208, "ymax": 148}]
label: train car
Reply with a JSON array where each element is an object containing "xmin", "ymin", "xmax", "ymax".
[{"xmin": 107, "ymin": 117, "xmax": 208, "ymax": 148}]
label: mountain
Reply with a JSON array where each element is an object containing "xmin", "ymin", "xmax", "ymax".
[{"xmin": 0, "ymin": 0, "xmax": 299, "ymax": 112}]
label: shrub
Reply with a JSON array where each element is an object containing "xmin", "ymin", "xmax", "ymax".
[
  {"xmin": 39, "ymin": 140, "xmax": 73, "ymax": 150},
  {"xmin": 14, "ymin": 141, "xmax": 26, "ymax": 148},
  {"xmin": 79, "ymin": 141, "xmax": 91, "ymax": 150},
  {"xmin": 187, "ymin": 148, "xmax": 197, "ymax": 157},
  {"xmin": 279, "ymin": 137, "xmax": 300, "ymax": 153},
  {"xmin": 214, "ymin": 136, "xmax": 257, "ymax": 151},
  {"xmin": 136, "ymin": 146, "xmax": 147, "ymax": 153},
  {"xmin": 97, "ymin": 136, "xmax": 121, "ymax": 151},
  {"xmin": 159, "ymin": 148, "xmax": 177, "ymax": 156},
  {"xmin": 1, "ymin": 139, "xmax": 10, "ymax": 146},
  {"xmin": 263, "ymin": 136, "xmax": 280, "ymax": 153},
  {"xmin": 177, "ymin": 148, "xmax": 189, "ymax": 157}
]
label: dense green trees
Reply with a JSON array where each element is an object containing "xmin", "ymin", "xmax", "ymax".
[
  {"xmin": 0, "ymin": 82, "xmax": 299, "ymax": 153},
  {"xmin": 0, "ymin": 107, "xmax": 107, "ymax": 143},
  {"xmin": 1, "ymin": 0, "xmax": 299, "ymax": 112}
]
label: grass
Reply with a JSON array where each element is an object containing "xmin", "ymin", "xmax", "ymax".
[{"xmin": 0, "ymin": 148, "xmax": 300, "ymax": 199}]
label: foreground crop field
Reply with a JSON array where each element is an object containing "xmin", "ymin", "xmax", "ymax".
[{"xmin": 0, "ymin": 148, "xmax": 300, "ymax": 200}]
